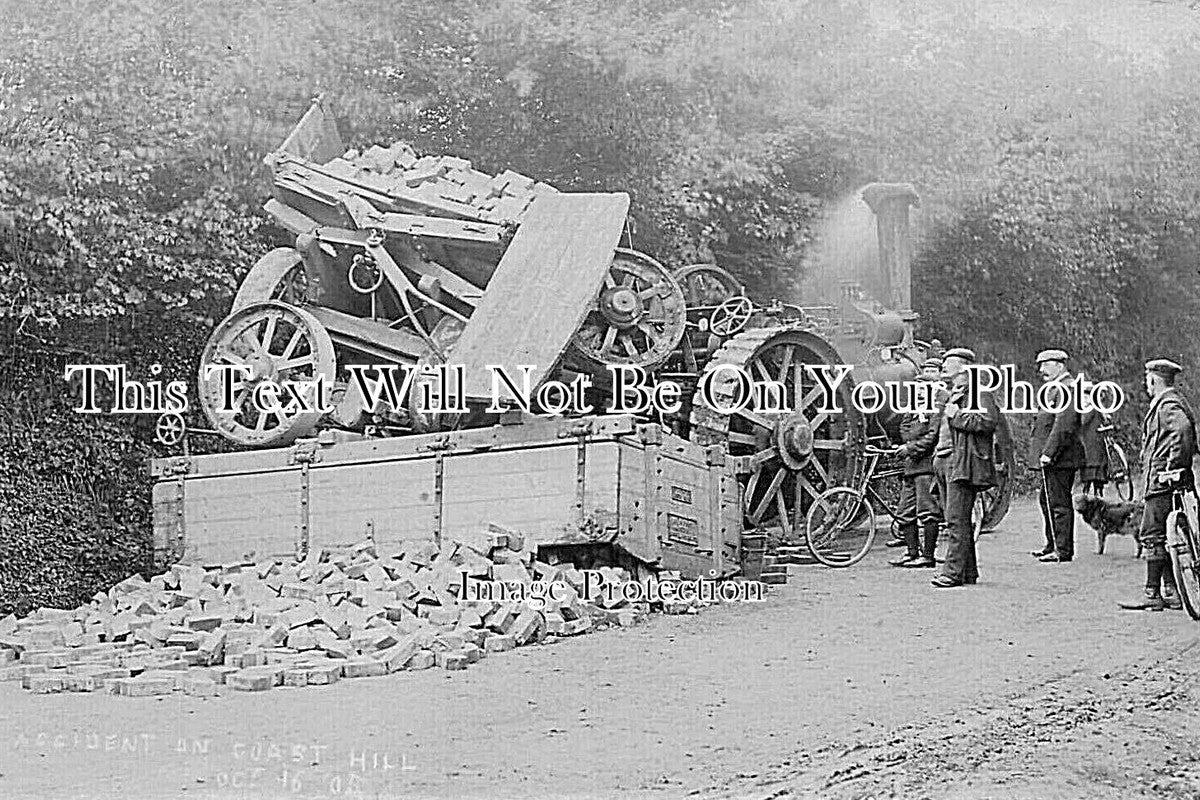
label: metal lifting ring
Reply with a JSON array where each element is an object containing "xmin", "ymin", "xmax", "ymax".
[
  {"xmin": 347, "ymin": 253, "xmax": 384, "ymax": 295},
  {"xmin": 365, "ymin": 228, "xmax": 386, "ymax": 248}
]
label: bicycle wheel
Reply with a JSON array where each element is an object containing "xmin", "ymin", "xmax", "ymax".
[
  {"xmin": 1107, "ymin": 441, "xmax": 1135, "ymax": 502},
  {"xmin": 1168, "ymin": 510, "xmax": 1200, "ymax": 621},
  {"xmin": 805, "ymin": 487, "xmax": 877, "ymax": 567}
]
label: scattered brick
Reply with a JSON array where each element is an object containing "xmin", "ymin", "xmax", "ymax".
[
  {"xmin": 406, "ymin": 650, "xmax": 435, "ymax": 671},
  {"xmin": 435, "ymin": 651, "xmax": 468, "ymax": 671},
  {"xmin": 8, "ymin": 527, "xmax": 720, "ymax": 700},
  {"xmin": 227, "ymin": 668, "xmax": 274, "ymax": 692}
]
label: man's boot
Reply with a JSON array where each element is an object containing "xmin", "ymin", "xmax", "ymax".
[
  {"xmin": 890, "ymin": 524, "xmax": 920, "ymax": 566},
  {"xmin": 1120, "ymin": 558, "xmax": 1167, "ymax": 611},
  {"xmin": 905, "ymin": 523, "xmax": 939, "ymax": 568},
  {"xmin": 1118, "ymin": 587, "xmax": 1165, "ymax": 611},
  {"xmin": 1162, "ymin": 576, "xmax": 1183, "ymax": 611}
]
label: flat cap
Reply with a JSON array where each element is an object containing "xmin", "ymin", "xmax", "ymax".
[
  {"xmin": 1036, "ymin": 349, "xmax": 1069, "ymax": 364},
  {"xmin": 1145, "ymin": 358, "xmax": 1183, "ymax": 376},
  {"xmin": 921, "ymin": 357, "xmax": 944, "ymax": 370},
  {"xmin": 942, "ymin": 347, "xmax": 976, "ymax": 363}
]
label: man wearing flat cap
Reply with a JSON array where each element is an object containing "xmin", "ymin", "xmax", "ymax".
[
  {"xmin": 1119, "ymin": 359, "xmax": 1197, "ymax": 611},
  {"xmin": 931, "ymin": 347, "xmax": 999, "ymax": 588},
  {"xmin": 1028, "ymin": 349, "xmax": 1085, "ymax": 563},
  {"xmin": 889, "ymin": 357, "xmax": 947, "ymax": 569}
]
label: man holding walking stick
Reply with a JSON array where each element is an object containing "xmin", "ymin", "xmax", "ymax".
[{"xmin": 1028, "ymin": 349, "xmax": 1085, "ymax": 563}]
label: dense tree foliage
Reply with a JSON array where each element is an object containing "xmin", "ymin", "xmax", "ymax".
[{"xmin": 2, "ymin": 0, "xmax": 1199, "ymax": 612}]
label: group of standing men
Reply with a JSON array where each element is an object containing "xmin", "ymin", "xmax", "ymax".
[
  {"xmin": 887, "ymin": 347, "xmax": 999, "ymax": 588},
  {"xmin": 886, "ymin": 347, "xmax": 1198, "ymax": 603}
]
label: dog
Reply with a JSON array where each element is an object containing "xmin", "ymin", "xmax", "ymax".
[{"xmin": 1074, "ymin": 493, "xmax": 1143, "ymax": 557}]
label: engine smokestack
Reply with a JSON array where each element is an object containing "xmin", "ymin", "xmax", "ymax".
[{"xmin": 860, "ymin": 183, "xmax": 920, "ymax": 310}]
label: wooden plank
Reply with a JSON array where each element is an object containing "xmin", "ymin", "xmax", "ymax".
[
  {"xmin": 390, "ymin": 241, "xmax": 484, "ymax": 306},
  {"xmin": 263, "ymin": 198, "xmax": 319, "ymax": 236},
  {"xmin": 375, "ymin": 213, "xmax": 505, "ymax": 245},
  {"xmin": 306, "ymin": 306, "xmax": 426, "ymax": 362},
  {"xmin": 452, "ymin": 193, "xmax": 631, "ymax": 400}
]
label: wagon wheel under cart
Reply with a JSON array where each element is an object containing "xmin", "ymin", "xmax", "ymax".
[
  {"xmin": 198, "ymin": 301, "xmax": 336, "ymax": 447},
  {"xmin": 689, "ymin": 327, "xmax": 869, "ymax": 545}
]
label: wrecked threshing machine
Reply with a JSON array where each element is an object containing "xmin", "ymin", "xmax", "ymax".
[{"xmin": 150, "ymin": 99, "xmax": 1014, "ymax": 575}]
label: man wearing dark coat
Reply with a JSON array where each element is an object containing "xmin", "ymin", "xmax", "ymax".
[
  {"xmin": 1028, "ymin": 349, "xmax": 1085, "ymax": 563},
  {"xmin": 931, "ymin": 347, "xmax": 1000, "ymax": 588},
  {"xmin": 1119, "ymin": 359, "xmax": 1197, "ymax": 612},
  {"xmin": 889, "ymin": 358, "xmax": 946, "ymax": 569}
]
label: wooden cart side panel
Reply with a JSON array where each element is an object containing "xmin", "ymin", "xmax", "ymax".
[
  {"xmin": 655, "ymin": 450, "xmax": 719, "ymax": 577},
  {"xmin": 614, "ymin": 436, "xmax": 740, "ymax": 578},
  {"xmin": 307, "ymin": 460, "xmax": 438, "ymax": 554},
  {"xmin": 151, "ymin": 481, "xmax": 181, "ymax": 568},
  {"xmin": 179, "ymin": 471, "xmax": 300, "ymax": 565},
  {"xmin": 583, "ymin": 442, "xmax": 622, "ymax": 536},
  {"xmin": 719, "ymin": 467, "xmax": 743, "ymax": 574},
  {"xmin": 616, "ymin": 443, "xmax": 651, "ymax": 558},
  {"xmin": 440, "ymin": 442, "xmax": 620, "ymax": 544}
]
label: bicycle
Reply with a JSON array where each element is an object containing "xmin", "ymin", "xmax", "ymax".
[
  {"xmin": 1097, "ymin": 423, "xmax": 1135, "ymax": 502},
  {"xmin": 1162, "ymin": 468, "xmax": 1200, "ymax": 620},
  {"xmin": 802, "ymin": 445, "xmax": 891, "ymax": 567}
]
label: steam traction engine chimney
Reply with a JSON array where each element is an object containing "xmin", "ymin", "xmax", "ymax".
[{"xmin": 860, "ymin": 183, "xmax": 920, "ymax": 310}]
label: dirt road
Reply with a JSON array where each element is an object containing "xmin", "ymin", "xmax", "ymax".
[{"xmin": 3, "ymin": 497, "xmax": 1199, "ymax": 800}]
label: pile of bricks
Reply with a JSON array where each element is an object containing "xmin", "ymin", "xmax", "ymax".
[
  {"xmin": 326, "ymin": 144, "xmax": 556, "ymax": 225},
  {"xmin": 0, "ymin": 529, "xmax": 662, "ymax": 698}
]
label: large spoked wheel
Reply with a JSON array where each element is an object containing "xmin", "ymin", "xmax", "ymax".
[
  {"xmin": 199, "ymin": 301, "xmax": 336, "ymax": 447},
  {"xmin": 1107, "ymin": 440, "xmax": 1135, "ymax": 502},
  {"xmin": 806, "ymin": 487, "xmax": 877, "ymax": 567},
  {"xmin": 673, "ymin": 263, "xmax": 744, "ymax": 307},
  {"xmin": 232, "ymin": 248, "xmax": 310, "ymax": 313},
  {"xmin": 570, "ymin": 248, "xmax": 687, "ymax": 370},
  {"xmin": 690, "ymin": 328, "xmax": 868, "ymax": 543},
  {"xmin": 1169, "ymin": 510, "xmax": 1200, "ymax": 621}
]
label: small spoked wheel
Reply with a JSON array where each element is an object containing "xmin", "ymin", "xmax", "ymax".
[
  {"xmin": 805, "ymin": 487, "xmax": 877, "ymax": 567},
  {"xmin": 709, "ymin": 296, "xmax": 755, "ymax": 337},
  {"xmin": 1169, "ymin": 510, "xmax": 1200, "ymax": 621},
  {"xmin": 154, "ymin": 413, "xmax": 186, "ymax": 446}
]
